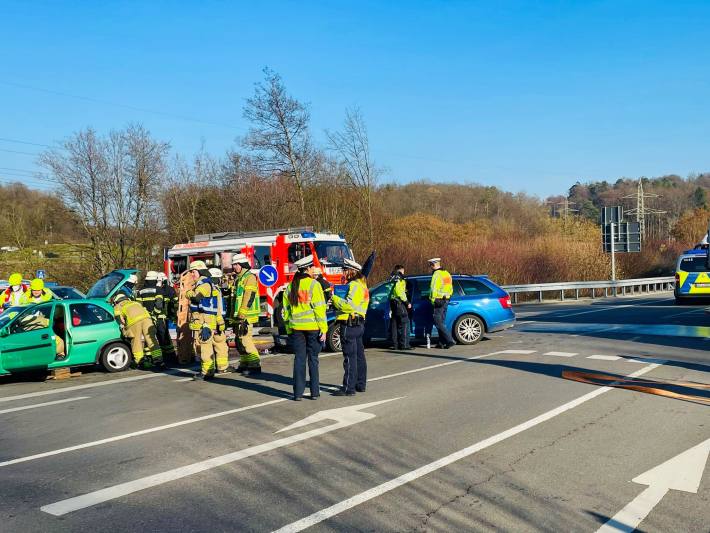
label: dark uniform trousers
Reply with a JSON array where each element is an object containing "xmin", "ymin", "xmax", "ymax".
[
  {"xmin": 432, "ymin": 298, "xmax": 455, "ymax": 346},
  {"xmin": 291, "ymin": 330, "xmax": 322, "ymax": 399},
  {"xmin": 341, "ymin": 323, "xmax": 366, "ymax": 393},
  {"xmin": 390, "ymin": 300, "xmax": 411, "ymax": 349},
  {"xmin": 154, "ymin": 317, "xmax": 175, "ymax": 361}
]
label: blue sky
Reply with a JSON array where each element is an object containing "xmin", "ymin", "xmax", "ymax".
[{"xmin": 2, "ymin": 1, "xmax": 709, "ymax": 197}]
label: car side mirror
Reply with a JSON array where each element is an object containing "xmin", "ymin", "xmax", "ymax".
[{"xmin": 0, "ymin": 327, "xmax": 8, "ymax": 337}]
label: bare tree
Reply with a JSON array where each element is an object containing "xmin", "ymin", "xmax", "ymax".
[
  {"xmin": 243, "ymin": 67, "xmax": 312, "ymax": 223},
  {"xmin": 40, "ymin": 128, "xmax": 110, "ymax": 273},
  {"xmin": 327, "ymin": 107, "xmax": 381, "ymax": 248},
  {"xmin": 40, "ymin": 125, "xmax": 168, "ymax": 274}
]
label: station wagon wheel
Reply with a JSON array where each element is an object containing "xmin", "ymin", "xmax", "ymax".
[
  {"xmin": 453, "ymin": 314, "xmax": 484, "ymax": 345},
  {"xmin": 326, "ymin": 323, "xmax": 342, "ymax": 352},
  {"xmin": 100, "ymin": 343, "xmax": 131, "ymax": 373}
]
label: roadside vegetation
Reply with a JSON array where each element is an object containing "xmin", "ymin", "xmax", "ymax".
[{"xmin": 3, "ymin": 69, "xmax": 706, "ymax": 288}]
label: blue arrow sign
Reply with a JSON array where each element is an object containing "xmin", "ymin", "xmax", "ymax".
[
  {"xmin": 36, "ymin": 269, "xmax": 46, "ymax": 280},
  {"xmin": 258, "ymin": 265, "xmax": 278, "ymax": 287}
]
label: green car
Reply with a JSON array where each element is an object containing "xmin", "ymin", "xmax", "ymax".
[{"xmin": 0, "ymin": 269, "xmax": 138, "ymax": 377}]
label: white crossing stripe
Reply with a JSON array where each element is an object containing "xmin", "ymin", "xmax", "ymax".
[
  {"xmin": 0, "ymin": 396, "xmax": 89, "ymax": 415},
  {"xmin": 496, "ymin": 349, "xmax": 537, "ymax": 354},
  {"xmin": 0, "ymin": 371, "xmax": 180, "ymax": 404},
  {"xmin": 271, "ymin": 362, "xmax": 664, "ymax": 533},
  {"xmin": 544, "ymin": 351, "xmax": 577, "ymax": 357},
  {"xmin": 587, "ymin": 355, "xmax": 621, "ymax": 361}
]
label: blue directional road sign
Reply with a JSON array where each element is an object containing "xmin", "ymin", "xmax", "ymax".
[
  {"xmin": 258, "ymin": 265, "xmax": 278, "ymax": 287},
  {"xmin": 36, "ymin": 269, "xmax": 46, "ymax": 280}
]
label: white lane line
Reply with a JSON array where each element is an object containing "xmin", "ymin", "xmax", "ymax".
[
  {"xmin": 0, "ymin": 398, "xmax": 287, "ymax": 468},
  {"xmin": 627, "ymin": 357, "xmax": 667, "ymax": 365},
  {"xmin": 553, "ymin": 298, "xmax": 670, "ymax": 318},
  {"xmin": 0, "ymin": 372, "xmax": 180, "ymax": 404},
  {"xmin": 544, "ymin": 351, "xmax": 577, "ymax": 357},
  {"xmin": 271, "ymin": 363, "xmax": 663, "ymax": 533},
  {"xmin": 587, "ymin": 355, "xmax": 621, "ymax": 361},
  {"xmin": 497, "ymin": 349, "xmax": 537, "ymax": 354},
  {"xmin": 2, "ymin": 349, "xmax": 525, "ymax": 467},
  {"xmin": 0, "ymin": 396, "xmax": 89, "ymax": 415}
]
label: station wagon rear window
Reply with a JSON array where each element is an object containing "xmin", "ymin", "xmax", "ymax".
[{"xmin": 678, "ymin": 256, "xmax": 710, "ymax": 273}]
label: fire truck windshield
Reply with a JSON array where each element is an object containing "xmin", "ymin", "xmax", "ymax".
[{"xmin": 314, "ymin": 241, "xmax": 353, "ymax": 264}]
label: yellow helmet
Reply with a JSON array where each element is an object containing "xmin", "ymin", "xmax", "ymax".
[
  {"xmin": 189, "ymin": 260, "xmax": 208, "ymax": 271},
  {"xmin": 30, "ymin": 278, "xmax": 44, "ymax": 291},
  {"xmin": 8, "ymin": 273, "xmax": 22, "ymax": 286}
]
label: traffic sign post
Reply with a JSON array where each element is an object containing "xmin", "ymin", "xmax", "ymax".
[{"xmin": 258, "ymin": 265, "xmax": 278, "ymax": 287}]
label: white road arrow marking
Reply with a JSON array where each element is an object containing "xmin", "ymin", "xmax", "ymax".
[
  {"xmin": 597, "ymin": 437, "xmax": 710, "ymax": 533},
  {"xmin": 40, "ymin": 397, "xmax": 401, "ymax": 517}
]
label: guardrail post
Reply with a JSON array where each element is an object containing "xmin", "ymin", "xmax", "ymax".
[
  {"xmin": 575, "ymin": 288, "xmax": 579, "ymax": 300},
  {"xmin": 560, "ymin": 289, "xmax": 565, "ymax": 301},
  {"xmin": 538, "ymin": 290, "xmax": 542, "ymax": 302},
  {"xmin": 591, "ymin": 288, "xmax": 595, "ymax": 299}
]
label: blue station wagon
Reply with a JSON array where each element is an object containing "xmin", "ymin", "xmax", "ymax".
[{"xmin": 364, "ymin": 274, "xmax": 515, "ymax": 346}]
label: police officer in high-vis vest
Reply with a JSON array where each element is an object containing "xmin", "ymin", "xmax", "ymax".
[
  {"xmin": 112, "ymin": 292, "xmax": 163, "ymax": 369},
  {"xmin": 331, "ymin": 258, "xmax": 369, "ymax": 396},
  {"xmin": 230, "ymin": 254, "xmax": 261, "ymax": 375},
  {"xmin": 184, "ymin": 261, "xmax": 229, "ymax": 380},
  {"xmin": 388, "ymin": 264, "xmax": 412, "ymax": 350},
  {"xmin": 428, "ymin": 257, "xmax": 455, "ymax": 349},
  {"xmin": 282, "ymin": 255, "xmax": 328, "ymax": 401}
]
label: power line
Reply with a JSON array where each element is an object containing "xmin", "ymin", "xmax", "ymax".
[
  {"xmin": 0, "ymin": 137, "xmax": 53, "ymax": 148},
  {"xmin": 0, "ymin": 148, "xmax": 40, "ymax": 156},
  {"xmin": 0, "ymin": 80, "xmax": 244, "ymax": 130}
]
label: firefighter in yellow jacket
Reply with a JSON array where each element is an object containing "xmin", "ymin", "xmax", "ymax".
[
  {"xmin": 185, "ymin": 261, "xmax": 229, "ymax": 380},
  {"xmin": 112, "ymin": 292, "xmax": 163, "ymax": 369},
  {"xmin": 230, "ymin": 254, "xmax": 261, "ymax": 375}
]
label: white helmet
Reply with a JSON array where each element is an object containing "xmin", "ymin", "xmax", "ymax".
[
  {"xmin": 209, "ymin": 267, "xmax": 223, "ymax": 279},
  {"xmin": 156, "ymin": 272, "xmax": 167, "ymax": 282},
  {"xmin": 145, "ymin": 271, "xmax": 158, "ymax": 281},
  {"xmin": 231, "ymin": 253, "xmax": 250, "ymax": 266}
]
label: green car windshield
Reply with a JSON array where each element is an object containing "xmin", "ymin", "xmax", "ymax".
[{"xmin": 86, "ymin": 272, "xmax": 125, "ymax": 299}]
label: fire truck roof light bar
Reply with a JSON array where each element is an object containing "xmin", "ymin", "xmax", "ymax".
[{"xmin": 193, "ymin": 227, "xmax": 315, "ymax": 242}]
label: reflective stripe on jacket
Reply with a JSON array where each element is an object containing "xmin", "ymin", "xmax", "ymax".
[
  {"xmin": 232, "ymin": 271, "xmax": 260, "ymax": 324},
  {"xmin": 430, "ymin": 269, "xmax": 453, "ymax": 302},
  {"xmin": 282, "ymin": 277, "xmax": 328, "ymax": 334},
  {"xmin": 186, "ymin": 277, "xmax": 219, "ymax": 330},
  {"xmin": 332, "ymin": 277, "xmax": 369, "ymax": 320},
  {"xmin": 114, "ymin": 300, "xmax": 151, "ymax": 328}
]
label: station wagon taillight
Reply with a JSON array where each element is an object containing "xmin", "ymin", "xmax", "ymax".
[{"xmin": 499, "ymin": 295, "xmax": 512, "ymax": 309}]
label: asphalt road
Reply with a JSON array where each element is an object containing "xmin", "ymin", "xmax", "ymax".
[{"xmin": 1, "ymin": 292, "xmax": 708, "ymax": 532}]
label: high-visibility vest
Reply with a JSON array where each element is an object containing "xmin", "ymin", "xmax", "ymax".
[
  {"xmin": 186, "ymin": 277, "xmax": 219, "ymax": 330},
  {"xmin": 430, "ymin": 269, "xmax": 454, "ymax": 302},
  {"xmin": 282, "ymin": 277, "xmax": 328, "ymax": 334},
  {"xmin": 1, "ymin": 286, "xmax": 27, "ymax": 308},
  {"xmin": 232, "ymin": 271, "xmax": 260, "ymax": 324},
  {"xmin": 332, "ymin": 278, "xmax": 369, "ymax": 320},
  {"xmin": 114, "ymin": 300, "xmax": 151, "ymax": 328},
  {"xmin": 389, "ymin": 278, "xmax": 407, "ymax": 303},
  {"xmin": 19, "ymin": 289, "xmax": 54, "ymax": 305}
]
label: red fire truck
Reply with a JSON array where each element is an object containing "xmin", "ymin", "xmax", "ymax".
[{"xmin": 164, "ymin": 227, "xmax": 354, "ymax": 319}]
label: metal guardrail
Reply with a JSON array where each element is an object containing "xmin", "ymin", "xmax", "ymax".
[{"xmin": 502, "ymin": 276, "xmax": 675, "ymax": 303}]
